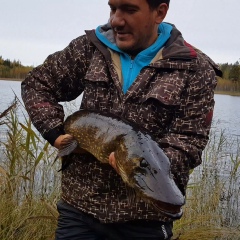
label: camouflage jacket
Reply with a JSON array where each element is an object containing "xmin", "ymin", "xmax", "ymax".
[{"xmin": 21, "ymin": 25, "xmax": 222, "ymax": 223}]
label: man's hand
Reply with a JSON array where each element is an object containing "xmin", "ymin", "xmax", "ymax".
[
  {"xmin": 54, "ymin": 134, "xmax": 72, "ymax": 149},
  {"xmin": 109, "ymin": 152, "xmax": 119, "ymax": 174}
]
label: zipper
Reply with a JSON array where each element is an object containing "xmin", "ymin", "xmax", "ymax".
[{"xmin": 124, "ymin": 56, "xmax": 134, "ymax": 94}]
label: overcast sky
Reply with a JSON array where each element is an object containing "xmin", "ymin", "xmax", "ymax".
[{"xmin": 1, "ymin": 0, "xmax": 239, "ymax": 66}]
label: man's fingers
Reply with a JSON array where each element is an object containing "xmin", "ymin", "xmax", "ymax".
[
  {"xmin": 54, "ymin": 134, "xmax": 72, "ymax": 149},
  {"xmin": 109, "ymin": 152, "xmax": 119, "ymax": 173}
]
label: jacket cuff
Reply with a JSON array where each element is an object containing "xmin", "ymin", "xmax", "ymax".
[{"xmin": 43, "ymin": 125, "xmax": 65, "ymax": 146}]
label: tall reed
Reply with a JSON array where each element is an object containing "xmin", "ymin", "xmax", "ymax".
[
  {"xmin": 0, "ymin": 101, "xmax": 60, "ymax": 240},
  {"xmin": 173, "ymin": 125, "xmax": 240, "ymax": 239}
]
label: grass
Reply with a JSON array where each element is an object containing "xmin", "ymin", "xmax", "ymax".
[{"xmin": 0, "ymin": 101, "xmax": 240, "ymax": 239}]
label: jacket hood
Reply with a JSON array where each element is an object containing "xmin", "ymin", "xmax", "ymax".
[
  {"xmin": 93, "ymin": 22, "xmax": 195, "ymax": 61},
  {"xmin": 95, "ymin": 22, "xmax": 172, "ymax": 54},
  {"xmin": 85, "ymin": 23, "xmax": 222, "ymax": 77}
]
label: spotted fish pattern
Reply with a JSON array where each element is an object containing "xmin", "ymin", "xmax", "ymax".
[{"xmin": 21, "ymin": 26, "xmax": 221, "ymax": 223}]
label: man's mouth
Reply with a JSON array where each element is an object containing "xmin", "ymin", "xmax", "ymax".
[{"xmin": 115, "ymin": 31, "xmax": 130, "ymax": 39}]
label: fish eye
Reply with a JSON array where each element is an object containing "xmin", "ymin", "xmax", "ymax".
[{"xmin": 140, "ymin": 159, "xmax": 149, "ymax": 168}]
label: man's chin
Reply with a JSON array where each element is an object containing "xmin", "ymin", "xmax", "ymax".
[
  {"xmin": 116, "ymin": 40, "xmax": 142, "ymax": 56},
  {"xmin": 116, "ymin": 42, "xmax": 134, "ymax": 54}
]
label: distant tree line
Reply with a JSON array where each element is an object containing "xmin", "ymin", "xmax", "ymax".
[
  {"xmin": 0, "ymin": 55, "xmax": 240, "ymax": 94},
  {"xmin": 220, "ymin": 61, "xmax": 240, "ymax": 82},
  {"xmin": 216, "ymin": 60, "xmax": 240, "ymax": 93},
  {"xmin": 0, "ymin": 56, "xmax": 33, "ymax": 79}
]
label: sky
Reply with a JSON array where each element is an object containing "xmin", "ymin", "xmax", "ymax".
[{"xmin": 1, "ymin": 0, "xmax": 240, "ymax": 66}]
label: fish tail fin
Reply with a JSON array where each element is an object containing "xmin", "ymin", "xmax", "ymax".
[{"xmin": 58, "ymin": 135, "xmax": 78, "ymax": 157}]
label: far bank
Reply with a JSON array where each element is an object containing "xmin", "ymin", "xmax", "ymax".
[{"xmin": 0, "ymin": 78, "xmax": 22, "ymax": 82}]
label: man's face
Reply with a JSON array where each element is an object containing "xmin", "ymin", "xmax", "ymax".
[{"xmin": 108, "ymin": 0, "xmax": 163, "ymax": 56}]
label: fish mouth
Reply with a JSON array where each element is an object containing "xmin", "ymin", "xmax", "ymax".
[
  {"xmin": 134, "ymin": 171, "xmax": 184, "ymax": 203},
  {"xmin": 134, "ymin": 171, "xmax": 185, "ymax": 218},
  {"xmin": 151, "ymin": 200, "xmax": 183, "ymax": 219}
]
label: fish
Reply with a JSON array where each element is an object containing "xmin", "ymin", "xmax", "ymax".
[{"xmin": 58, "ymin": 109, "xmax": 185, "ymax": 219}]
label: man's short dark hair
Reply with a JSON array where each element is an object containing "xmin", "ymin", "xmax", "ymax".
[{"xmin": 146, "ymin": 0, "xmax": 170, "ymax": 9}]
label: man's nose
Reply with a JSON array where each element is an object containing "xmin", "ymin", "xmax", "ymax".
[{"xmin": 110, "ymin": 10, "xmax": 125, "ymax": 29}]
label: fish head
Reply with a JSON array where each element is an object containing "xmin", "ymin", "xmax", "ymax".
[
  {"xmin": 131, "ymin": 154, "xmax": 184, "ymax": 218},
  {"xmin": 115, "ymin": 133, "xmax": 167, "ymax": 193},
  {"xmin": 115, "ymin": 132, "xmax": 185, "ymax": 218},
  {"xmin": 114, "ymin": 134, "xmax": 164, "ymax": 193}
]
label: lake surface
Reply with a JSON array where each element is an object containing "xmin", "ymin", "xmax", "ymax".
[
  {"xmin": 213, "ymin": 94, "xmax": 240, "ymax": 138},
  {"xmin": 0, "ymin": 80, "xmax": 82, "ymax": 141},
  {"xmin": 0, "ymin": 80, "xmax": 22, "ymax": 110}
]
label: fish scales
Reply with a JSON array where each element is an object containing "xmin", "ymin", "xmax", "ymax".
[{"xmin": 60, "ymin": 109, "xmax": 185, "ymax": 219}]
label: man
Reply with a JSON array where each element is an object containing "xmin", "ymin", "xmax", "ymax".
[{"xmin": 21, "ymin": 0, "xmax": 222, "ymax": 239}]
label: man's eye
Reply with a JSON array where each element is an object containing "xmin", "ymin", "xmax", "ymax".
[{"xmin": 126, "ymin": 8, "xmax": 137, "ymax": 14}]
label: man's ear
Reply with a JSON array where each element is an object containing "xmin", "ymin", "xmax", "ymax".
[{"xmin": 155, "ymin": 3, "xmax": 169, "ymax": 24}]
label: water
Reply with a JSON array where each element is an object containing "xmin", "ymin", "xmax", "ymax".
[
  {"xmin": 0, "ymin": 80, "xmax": 22, "ymax": 109},
  {"xmin": 0, "ymin": 80, "xmax": 82, "ymax": 142},
  {"xmin": 213, "ymin": 94, "xmax": 240, "ymax": 138}
]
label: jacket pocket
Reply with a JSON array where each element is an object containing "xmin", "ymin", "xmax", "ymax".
[
  {"xmin": 140, "ymin": 82, "xmax": 182, "ymax": 106},
  {"xmin": 129, "ymin": 81, "xmax": 184, "ymax": 136}
]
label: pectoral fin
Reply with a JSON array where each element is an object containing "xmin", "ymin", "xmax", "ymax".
[{"xmin": 58, "ymin": 135, "xmax": 78, "ymax": 157}]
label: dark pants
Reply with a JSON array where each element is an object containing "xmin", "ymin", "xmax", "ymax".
[{"xmin": 55, "ymin": 199, "xmax": 173, "ymax": 240}]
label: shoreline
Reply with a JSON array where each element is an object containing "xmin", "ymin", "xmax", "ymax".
[
  {"xmin": 214, "ymin": 90, "xmax": 240, "ymax": 97},
  {"xmin": 0, "ymin": 78, "xmax": 23, "ymax": 82}
]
